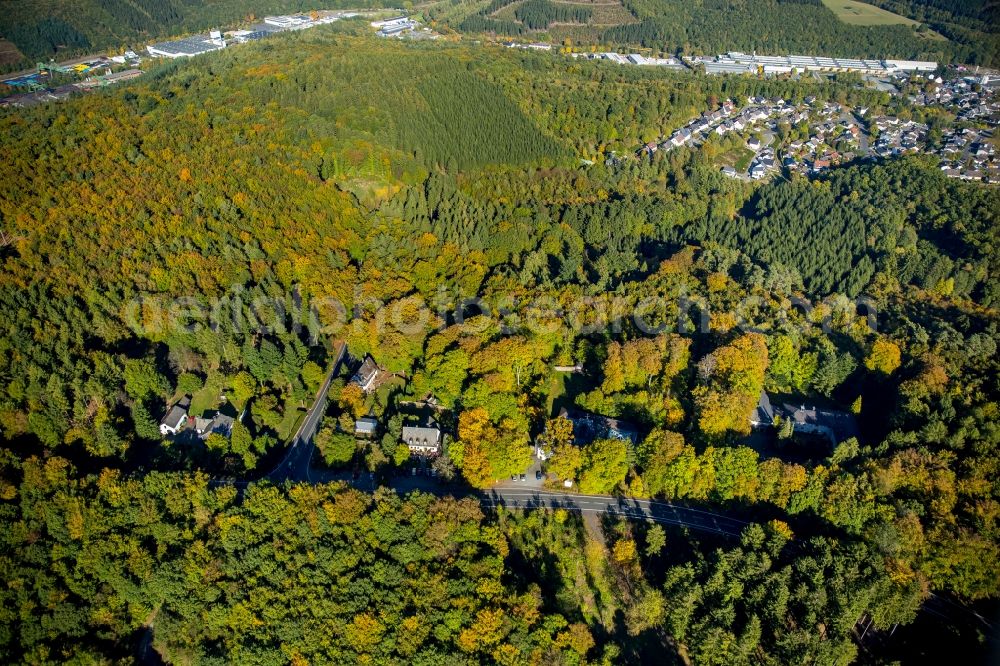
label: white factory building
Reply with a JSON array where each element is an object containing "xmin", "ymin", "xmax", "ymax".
[
  {"xmin": 700, "ymin": 52, "xmax": 938, "ymax": 76},
  {"xmin": 884, "ymin": 59, "xmax": 939, "ymax": 72},
  {"xmin": 147, "ymin": 32, "xmax": 226, "ymax": 58}
]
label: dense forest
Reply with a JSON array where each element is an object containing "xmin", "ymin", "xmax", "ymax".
[
  {"xmin": 0, "ymin": 0, "xmax": 393, "ymax": 67},
  {"xmin": 5, "ymin": 0, "xmax": 993, "ymax": 72},
  {"xmin": 867, "ymin": 0, "xmax": 1000, "ymax": 64},
  {"xmin": 444, "ymin": 0, "xmax": 996, "ymax": 65},
  {"xmin": 458, "ymin": 0, "xmax": 594, "ymax": 34},
  {"xmin": 601, "ymin": 0, "xmax": 988, "ymax": 64},
  {"xmin": 0, "ymin": 30, "xmax": 998, "ymax": 663}
]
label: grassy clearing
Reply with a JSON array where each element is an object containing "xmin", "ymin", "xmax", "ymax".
[
  {"xmin": 732, "ymin": 148, "xmax": 756, "ymax": 172},
  {"xmin": 821, "ymin": 0, "xmax": 919, "ymax": 26},
  {"xmin": 0, "ymin": 39, "xmax": 23, "ymax": 67},
  {"xmin": 820, "ymin": 0, "xmax": 946, "ymax": 38},
  {"xmin": 551, "ymin": 0, "xmax": 637, "ymax": 25},
  {"xmin": 189, "ymin": 371, "xmax": 226, "ymax": 417},
  {"xmin": 277, "ymin": 404, "xmax": 307, "ymax": 442}
]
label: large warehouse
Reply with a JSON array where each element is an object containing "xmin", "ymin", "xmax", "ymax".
[{"xmin": 146, "ymin": 33, "xmax": 226, "ymax": 59}]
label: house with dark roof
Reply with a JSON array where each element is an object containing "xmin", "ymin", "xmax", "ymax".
[
  {"xmin": 195, "ymin": 411, "xmax": 235, "ymax": 440},
  {"xmin": 159, "ymin": 396, "xmax": 190, "ymax": 436},
  {"xmin": 536, "ymin": 408, "xmax": 638, "ymax": 461},
  {"xmin": 554, "ymin": 408, "xmax": 639, "ymax": 449},
  {"xmin": 351, "ymin": 354, "xmax": 387, "ymax": 394},
  {"xmin": 751, "ymin": 391, "xmax": 858, "ymax": 445},
  {"xmin": 403, "ymin": 417, "xmax": 442, "ymax": 455}
]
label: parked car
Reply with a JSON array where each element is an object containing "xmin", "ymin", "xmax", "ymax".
[
  {"xmin": 519, "ymin": 473, "xmax": 526, "ymax": 481},
  {"xmin": 511, "ymin": 474, "xmax": 518, "ymax": 481},
  {"xmin": 535, "ymin": 470, "xmax": 542, "ymax": 481},
  {"xmin": 411, "ymin": 467, "xmax": 417, "ymax": 476}
]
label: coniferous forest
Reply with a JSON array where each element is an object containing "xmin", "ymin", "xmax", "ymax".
[
  {"xmin": 0, "ymin": 29, "xmax": 999, "ymax": 665},
  {"xmin": 2, "ymin": 0, "xmax": 997, "ymax": 70}
]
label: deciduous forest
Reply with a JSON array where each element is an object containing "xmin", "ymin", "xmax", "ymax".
[{"xmin": 0, "ymin": 30, "xmax": 998, "ymax": 664}]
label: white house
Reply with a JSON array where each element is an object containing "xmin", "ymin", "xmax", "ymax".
[
  {"xmin": 403, "ymin": 418, "xmax": 442, "ymax": 455},
  {"xmin": 159, "ymin": 397, "xmax": 190, "ymax": 436}
]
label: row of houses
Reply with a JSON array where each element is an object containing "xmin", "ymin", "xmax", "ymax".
[
  {"xmin": 908, "ymin": 74, "xmax": 998, "ymax": 126},
  {"xmin": 873, "ymin": 116, "xmax": 999, "ymax": 183},
  {"xmin": 159, "ymin": 396, "xmax": 235, "ymax": 440},
  {"xmin": 536, "ymin": 393, "xmax": 858, "ymax": 466}
]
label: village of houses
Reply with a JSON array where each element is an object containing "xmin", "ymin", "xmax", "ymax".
[
  {"xmin": 156, "ymin": 346, "xmax": 863, "ymax": 489},
  {"xmin": 635, "ymin": 71, "xmax": 998, "ymax": 184}
]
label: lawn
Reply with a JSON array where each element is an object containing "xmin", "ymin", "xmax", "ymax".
[
  {"xmin": 276, "ymin": 404, "xmax": 307, "ymax": 442},
  {"xmin": 189, "ymin": 371, "xmax": 227, "ymax": 417},
  {"xmin": 733, "ymin": 148, "xmax": 756, "ymax": 172},
  {"xmin": 820, "ymin": 0, "xmax": 946, "ymax": 38},
  {"xmin": 821, "ymin": 0, "xmax": 918, "ymax": 26}
]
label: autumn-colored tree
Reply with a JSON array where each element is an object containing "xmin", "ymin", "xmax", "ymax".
[
  {"xmin": 548, "ymin": 442, "xmax": 583, "ymax": 481},
  {"xmin": 460, "ymin": 440, "xmax": 494, "ymax": 488},
  {"xmin": 865, "ymin": 338, "xmax": 902, "ymax": 375},
  {"xmin": 578, "ymin": 438, "xmax": 629, "ymax": 494},
  {"xmin": 695, "ymin": 333, "xmax": 769, "ymax": 437},
  {"xmin": 339, "ymin": 383, "xmax": 366, "ymax": 420}
]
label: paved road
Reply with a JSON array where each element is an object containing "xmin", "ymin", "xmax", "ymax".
[
  {"xmin": 480, "ymin": 488, "xmax": 749, "ymax": 536},
  {"xmin": 313, "ymin": 471, "xmax": 750, "ymax": 537},
  {"xmin": 212, "ymin": 341, "xmax": 749, "ymax": 537},
  {"xmin": 265, "ymin": 341, "xmax": 347, "ymax": 484},
  {"xmin": 842, "ymin": 109, "xmax": 870, "ymax": 156}
]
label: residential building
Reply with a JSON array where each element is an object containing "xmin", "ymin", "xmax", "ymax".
[
  {"xmin": 403, "ymin": 418, "xmax": 442, "ymax": 455},
  {"xmin": 355, "ymin": 417, "xmax": 378, "ymax": 437},
  {"xmin": 159, "ymin": 396, "xmax": 190, "ymax": 436},
  {"xmin": 351, "ymin": 354, "xmax": 386, "ymax": 394},
  {"xmin": 751, "ymin": 391, "xmax": 859, "ymax": 445},
  {"xmin": 557, "ymin": 408, "xmax": 639, "ymax": 446},
  {"xmin": 195, "ymin": 411, "xmax": 235, "ymax": 439}
]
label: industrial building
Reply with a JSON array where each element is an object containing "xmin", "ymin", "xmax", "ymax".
[
  {"xmin": 146, "ymin": 33, "xmax": 226, "ymax": 58},
  {"xmin": 264, "ymin": 15, "xmax": 312, "ymax": 29},
  {"xmin": 376, "ymin": 19, "xmax": 418, "ymax": 37},
  {"xmin": 626, "ymin": 54, "xmax": 685, "ymax": 69},
  {"xmin": 884, "ymin": 59, "xmax": 938, "ymax": 72},
  {"xmin": 229, "ymin": 29, "xmax": 272, "ymax": 43},
  {"xmin": 699, "ymin": 52, "xmax": 937, "ymax": 76},
  {"xmin": 703, "ymin": 61, "xmax": 755, "ymax": 75},
  {"xmin": 371, "ymin": 16, "xmax": 409, "ymax": 28}
]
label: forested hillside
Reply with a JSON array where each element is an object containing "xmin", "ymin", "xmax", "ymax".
[
  {"xmin": 0, "ymin": 31, "xmax": 998, "ymax": 664},
  {"xmin": 602, "ymin": 0, "xmax": 985, "ymax": 63},
  {"xmin": 6, "ymin": 0, "xmax": 991, "ymax": 71},
  {"xmin": 0, "ymin": 0, "xmax": 392, "ymax": 67},
  {"xmin": 867, "ymin": 0, "xmax": 999, "ymax": 64},
  {"xmin": 442, "ymin": 0, "xmax": 995, "ymax": 65}
]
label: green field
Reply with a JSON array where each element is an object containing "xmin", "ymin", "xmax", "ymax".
[
  {"xmin": 821, "ymin": 0, "xmax": 947, "ymax": 39},
  {"xmin": 821, "ymin": 0, "xmax": 918, "ymax": 25}
]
